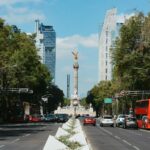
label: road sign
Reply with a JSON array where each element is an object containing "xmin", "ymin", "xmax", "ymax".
[{"xmin": 104, "ymin": 98, "xmax": 112, "ymax": 104}]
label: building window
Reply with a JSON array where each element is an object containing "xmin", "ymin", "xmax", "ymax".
[
  {"xmin": 106, "ymin": 53, "xmax": 108, "ymax": 58},
  {"xmin": 106, "ymin": 45, "xmax": 108, "ymax": 51},
  {"xmin": 106, "ymin": 68, "xmax": 107, "ymax": 73},
  {"xmin": 105, "ymin": 75, "xmax": 107, "ymax": 80},
  {"xmin": 40, "ymin": 39, "xmax": 43, "ymax": 43},
  {"xmin": 106, "ymin": 61, "xmax": 107, "ymax": 66},
  {"xmin": 106, "ymin": 38, "xmax": 108, "ymax": 44}
]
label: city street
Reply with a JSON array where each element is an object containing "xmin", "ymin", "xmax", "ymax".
[
  {"xmin": 0, "ymin": 123, "xmax": 61, "ymax": 150},
  {"xmin": 82, "ymin": 121, "xmax": 150, "ymax": 150},
  {"xmin": 1, "ymin": 120, "xmax": 150, "ymax": 150}
]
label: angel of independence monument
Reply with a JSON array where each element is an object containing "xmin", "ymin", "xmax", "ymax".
[
  {"xmin": 55, "ymin": 50, "xmax": 95, "ymax": 116},
  {"xmin": 71, "ymin": 50, "xmax": 80, "ymax": 107}
]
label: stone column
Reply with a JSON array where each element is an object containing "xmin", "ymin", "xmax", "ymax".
[
  {"xmin": 72, "ymin": 50, "xmax": 79, "ymax": 95},
  {"xmin": 71, "ymin": 50, "xmax": 79, "ymax": 106}
]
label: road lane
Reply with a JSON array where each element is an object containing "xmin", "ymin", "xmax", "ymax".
[
  {"xmin": 82, "ymin": 123, "xmax": 150, "ymax": 150},
  {"xmin": 0, "ymin": 123, "xmax": 61, "ymax": 150},
  {"xmin": 101, "ymin": 126, "xmax": 150, "ymax": 150},
  {"xmin": 82, "ymin": 125, "xmax": 132, "ymax": 150}
]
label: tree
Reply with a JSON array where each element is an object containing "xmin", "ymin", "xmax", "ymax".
[
  {"xmin": 45, "ymin": 84, "xmax": 64, "ymax": 113},
  {"xmin": 86, "ymin": 81, "xmax": 117, "ymax": 116},
  {"xmin": 0, "ymin": 18, "xmax": 53, "ymax": 121},
  {"xmin": 112, "ymin": 12, "xmax": 150, "ymax": 90}
]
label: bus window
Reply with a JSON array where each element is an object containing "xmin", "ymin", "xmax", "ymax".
[{"xmin": 136, "ymin": 101, "xmax": 148, "ymax": 108}]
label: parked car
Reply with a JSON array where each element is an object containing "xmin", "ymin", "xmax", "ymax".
[
  {"xmin": 99, "ymin": 115, "xmax": 114, "ymax": 127},
  {"xmin": 44, "ymin": 114, "xmax": 57, "ymax": 122},
  {"xmin": 116, "ymin": 114, "xmax": 126, "ymax": 127},
  {"xmin": 56, "ymin": 114, "xmax": 69, "ymax": 123},
  {"xmin": 122, "ymin": 116, "xmax": 138, "ymax": 129},
  {"xmin": 83, "ymin": 116, "xmax": 96, "ymax": 126},
  {"xmin": 141, "ymin": 115, "xmax": 150, "ymax": 129},
  {"xmin": 29, "ymin": 114, "xmax": 41, "ymax": 122}
]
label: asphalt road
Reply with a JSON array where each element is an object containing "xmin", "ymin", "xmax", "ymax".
[
  {"xmin": 0, "ymin": 122, "xmax": 61, "ymax": 150},
  {"xmin": 82, "ymin": 121, "xmax": 150, "ymax": 150}
]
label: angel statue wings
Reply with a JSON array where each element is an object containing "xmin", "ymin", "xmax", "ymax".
[{"xmin": 72, "ymin": 50, "xmax": 78, "ymax": 60}]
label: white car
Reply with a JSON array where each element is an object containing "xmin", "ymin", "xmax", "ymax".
[
  {"xmin": 99, "ymin": 115, "xmax": 114, "ymax": 127},
  {"xmin": 116, "ymin": 114, "xmax": 126, "ymax": 127}
]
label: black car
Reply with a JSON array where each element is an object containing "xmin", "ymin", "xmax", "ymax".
[
  {"xmin": 56, "ymin": 114, "xmax": 69, "ymax": 123},
  {"xmin": 44, "ymin": 114, "xmax": 57, "ymax": 122}
]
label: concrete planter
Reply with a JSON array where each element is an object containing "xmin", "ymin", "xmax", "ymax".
[{"xmin": 43, "ymin": 118, "xmax": 92, "ymax": 150}]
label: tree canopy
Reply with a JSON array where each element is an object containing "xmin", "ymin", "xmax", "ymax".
[{"xmin": 0, "ymin": 18, "xmax": 64, "ymax": 121}]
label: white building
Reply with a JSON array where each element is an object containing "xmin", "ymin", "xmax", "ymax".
[
  {"xmin": 98, "ymin": 8, "xmax": 133, "ymax": 82},
  {"xmin": 35, "ymin": 20, "xmax": 56, "ymax": 82}
]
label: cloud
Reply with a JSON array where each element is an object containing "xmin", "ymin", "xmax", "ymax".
[
  {"xmin": 1, "ymin": 5, "xmax": 45, "ymax": 24},
  {"xmin": 0, "ymin": 0, "xmax": 42, "ymax": 6},
  {"xmin": 0, "ymin": 0, "xmax": 45, "ymax": 24},
  {"xmin": 56, "ymin": 34, "xmax": 98, "ymax": 59},
  {"xmin": 3, "ymin": 11, "xmax": 45, "ymax": 24}
]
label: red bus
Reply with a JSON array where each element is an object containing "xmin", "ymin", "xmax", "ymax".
[{"xmin": 134, "ymin": 99, "xmax": 150, "ymax": 129}]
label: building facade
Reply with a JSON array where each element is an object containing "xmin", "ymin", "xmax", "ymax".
[
  {"xmin": 35, "ymin": 20, "xmax": 56, "ymax": 82},
  {"xmin": 98, "ymin": 8, "xmax": 132, "ymax": 82}
]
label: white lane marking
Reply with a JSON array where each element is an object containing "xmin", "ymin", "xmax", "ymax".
[
  {"xmin": 140, "ymin": 129, "xmax": 150, "ymax": 133},
  {"xmin": 22, "ymin": 133, "xmax": 31, "ymax": 137},
  {"xmin": 122, "ymin": 139, "xmax": 132, "ymax": 146},
  {"xmin": 99, "ymin": 127, "xmax": 113, "ymax": 135},
  {"xmin": 114, "ymin": 135, "xmax": 121, "ymax": 140},
  {"xmin": 133, "ymin": 145, "xmax": 140, "ymax": 150},
  {"xmin": 0, "ymin": 145, "xmax": 5, "ymax": 148},
  {"xmin": 98, "ymin": 126, "xmax": 140, "ymax": 150},
  {"xmin": 25, "ymin": 134, "xmax": 31, "ymax": 137},
  {"xmin": 11, "ymin": 138, "xmax": 20, "ymax": 143}
]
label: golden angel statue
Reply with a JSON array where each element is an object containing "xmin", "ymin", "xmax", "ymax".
[{"xmin": 72, "ymin": 50, "xmax": 78, "ymax": 60}]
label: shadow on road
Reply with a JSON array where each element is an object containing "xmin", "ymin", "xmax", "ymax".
[{"xmin": 0, "ymin": 123, "xmax": 53, "ymax": 139}]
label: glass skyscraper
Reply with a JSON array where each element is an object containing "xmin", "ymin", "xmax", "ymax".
[{"xmin": 35, "ymin": 20, "xmax": 56, "ymax": 82}]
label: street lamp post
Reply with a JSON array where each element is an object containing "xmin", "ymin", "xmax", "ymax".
[
  {"xmin": 41, "ymin": 94, "xmax": 52, "ymax": 115},
  {"xmin": 42, "ymin": 97, "xmax": 48, "ymax": 114}
]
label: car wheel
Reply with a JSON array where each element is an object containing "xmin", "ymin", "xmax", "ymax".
[
  {"xmin": 142, "ymin": 124, "xmax": 145, "ymax": 129},
  {"xmin": 93, "ymin": 124, "xmax": 96, "ymax": 126},
  {"xmin": 123, "ymin": 124, "xmax": 126, "ymax": 129},
  {"xmin": 100, "ymin": 123, "xmax": 103, "ymax": 127},
  {"xmin": 112, "ymin": 124, "xmax": 115, "ymax": 127}
]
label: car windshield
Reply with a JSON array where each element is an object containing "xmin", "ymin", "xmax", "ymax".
[
  {"xmin": 47, "ymin": 114, "xmax": 55, "ymax": 117},
  {"xmin": 119, "ymin": 115, "xmax": 125, "ymax": 118},
  {"xmin": 127, "ymin": 117, "xmax": 136, "ymax": 121},
  {"xmin": 104, "ymin": 116, "xmax": 112, "ymax": 119}
]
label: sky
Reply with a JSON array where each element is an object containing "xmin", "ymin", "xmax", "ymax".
[{"xmin": 0, "ymin": 0, "xmax": 150, "ymax": 98}]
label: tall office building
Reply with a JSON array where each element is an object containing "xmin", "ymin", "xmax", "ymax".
[
  {"xmin": 98, "ymin": 8, "xmax": 133, "ymax": 82},
  {"xmin": 35, "ymin": 20, "xmax": 56, "ymax": 82}
]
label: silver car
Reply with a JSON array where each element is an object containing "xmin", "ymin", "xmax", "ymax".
[
  {"xmin": 99, "ymin": 115, "xmax": 114, "ymax": 127},
  {"xmin": 122, "ymin": 116, "xmax": 138, "ymax": 129},
  {"xmin": 116, "ymin": 114, "xmax": 126, "ymax": 127}
]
